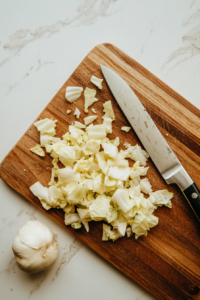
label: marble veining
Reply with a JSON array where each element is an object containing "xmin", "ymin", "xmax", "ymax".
[
  {"xmin": 0, "ymin": 0, "xmax": 118, "ymax": 68},
  {"xmin": 163, "ymin": 3, "xmax": 200, "ymax": 71}
]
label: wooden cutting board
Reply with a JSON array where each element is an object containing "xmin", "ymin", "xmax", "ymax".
[{"xmin": 1, "ymin": 43, "xmax": 200, "ymax": 300}]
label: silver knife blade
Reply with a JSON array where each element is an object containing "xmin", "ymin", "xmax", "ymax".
[{"xmin": 100, "ymin": 64, "xmax": 193, "ymax": 190}]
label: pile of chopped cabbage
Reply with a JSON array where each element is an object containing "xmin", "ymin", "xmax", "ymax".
[{"xmin": 30, "ymin": 79, "xmax": 173, "ymax": 242}]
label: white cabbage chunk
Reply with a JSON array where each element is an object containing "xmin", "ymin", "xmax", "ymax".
[
  {"xmin": 108, "ymin": 166, "xmax": 130, "ymax": 181},
  {"xmin": 30, "ymin": 144, "xmax": 45, "ymax": 157},
  {"xmin": 102, "ymin": 100, "xmax": 115, "ymax": 120},
  {"xmin": 149, "ymin": 190, "xmax": 173, "ymax": 207},
  {"xmin": 67, "ymin": 110, "xmax": 71, "ymax": 114},
  {"xmin": 89, "ymin": 195, "xmax": 111, "ymax": 221},
  {"xmin": 34, "ymin": 118, "xmax": 56, "ymax": 136},
  {"xmin": 102, "ymin": 224, "xmax": 119, "ymax": 241},
  {"xmin": 84, "ymin": 87, "xmax": 98, "ymax": 113},
  {"xmin": 57, "ymin": 167, "xmax": 81, "ymax": 183},
  {"xmin": 74, "ymin": 107, "xmax": 81, "ymax": 119},
  {"xmin": 125, "ymin": 144, "xmax": 149, "ymax": 166},
  {"xmin": 65, "ymin": 213, "xmax": 80, "ymax": 225},
  {"xmin": 90, "ymin": 75, "xmax": 103, "ymax": 89},
  {"xmin": 102, "ymin": 143, "xmax": 118, "ymax": 159},
  {"xmin": 87, "ymin": 124, "xmax": 107, "ymax": 140},
  {"xmin": 112, "ymin": 189, "xmax": 135, "ymax": 213},
  {"xmin": 140, "ymin": 178, "xmax": 152, "ymax": 194},
  {"xmin": 65, "ymin": 86, "xmax": 83, "ymax": 103},
  {"xmin": 121, "ymin": 126, "xmax": 131, "ymax": 132},
  {"xmin": 84, "ymin": 115, "xmax": 97, "ymax": 125}
]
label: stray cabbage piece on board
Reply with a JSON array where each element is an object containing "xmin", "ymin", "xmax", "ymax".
[
  {"xmin": 65, "ymin": 87, "xmax": 83, "ymax": 103},
  {"xmin": 121, "ymin": 126, "xmax": 131, "ymax": 132},
  {"xmin": 84, "ymin": 87, "xmax": 98, "ymax": 113},
  {"xmin": 90, "ymin": 76, "xmax": 103, "ymax": 89},
  {"xmin": 30, "ymin": 84, "xmax": 173, "ymax": 242}
]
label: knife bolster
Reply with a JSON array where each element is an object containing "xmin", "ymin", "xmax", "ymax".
[{"xmin": 163, "ymin": 165, "xmax": 193, "ymax": 191}]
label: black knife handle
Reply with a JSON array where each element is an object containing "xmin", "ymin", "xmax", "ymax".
[{"xmin": 183, "ymin": 183, "xmax": 200, "ymax": 221}]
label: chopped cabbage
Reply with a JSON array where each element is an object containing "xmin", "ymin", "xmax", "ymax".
[
  {"xmin": 121, "ymin": 126, "xmax": 131, "ymax": 132},
  {"xmin": 84, "ymin": 115, "xmax": 97, "ymax": 125},
  {"xmin": 84, "ymin": 87, "xmax": 98, "ymax": 113},
  {"xmin": 67, "ymin": 110, "xmax": 71, "ymax": 114},
  {"xmin": 102, "ymin": 100, "xmax": 115, "ymax": 120},
  {"xmin": 65, "ymin": 86, "xmax": 83, "ymax": 103},
  {"xmin": 90, "ymin": 75, "xmax": 103, "ymax": 89},
  {"xmin": 30, "ymin": 144, "xmax": 45, "ymax": 157},
  {"xmin": 74, "ymin": 108, "xmax": 81, "ymax": 119},
  {"xmin": 30, "ymin": 107, "xmax": 173, "ymax": 242},
  {"xmin": 112, "ymin": 189, "xmax": 135, "ymax": 213}
]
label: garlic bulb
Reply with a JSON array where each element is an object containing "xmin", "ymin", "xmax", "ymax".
[{"xmin": 12, "ymin": 220, "xmax": 58, "ymax": 273}]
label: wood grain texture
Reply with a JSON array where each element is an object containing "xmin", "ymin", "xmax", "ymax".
[{"xmin": 1, "ymin": 43, "xmax": 200, "ymax": 300}]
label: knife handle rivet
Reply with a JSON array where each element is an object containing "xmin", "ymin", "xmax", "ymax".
[{"xmin": 191, "ymin": 193, "xmax": 198, "ymax": 199}]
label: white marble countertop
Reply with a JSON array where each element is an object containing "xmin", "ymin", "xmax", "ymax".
[{"xmin": 0, "ymin": 1, "xmax": 200, "ymax": 299}]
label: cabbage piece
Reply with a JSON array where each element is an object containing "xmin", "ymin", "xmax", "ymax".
[
  {"xmin": 102, "ymin": 143, "xmax": 118, "ymax": 159},
  {"xmin": 106, "ymin": 206, "xmax": 118, "ymax": 223},
  {"xmin": 102, "ymin": 100, "xmax": 115, "ymax": 120},
  {"xmin": 108, "ymin": 166, "xmax": 130, "ymax": 181},
  {"xmin": 30, "ymin": 182, "xmax": 49, "ymax": 203},
  {"xmin": 125, "ymin": 144, "xmax": 149, "ymax": 166},
  {"xmin": 118, "ymin": 222, "xmax": 127, "ymax": 236},
  {"xmin": 59, "ymin": 146, "xmax": 76, "ymax": 167},
  {"xmin": 65, "ymin": 213, "xmax": 80, "ymax": 225},
  {"xmin": 102, "ymin": 224, "xmax": 119, "ymax": 241},
  {"xmin": 74, "ymin": 157, "xmax": 94, "ymax": 173},
  {"xmin": 129, "ymin": 176, "xmax": 141, "ymax": 187},
  {"xmin": 45, "ymin": 144, "xmax": 53, "ymax": 153},
  {"xmin": 149, "ymin": 190, "xmax": 173, "ymax": 207},
  {"xmin": 87, "ymin": 125, "xmax": 107, "ymax": 140},
  {"xmin": 89, "ymin": 195, "xmax": 111, "ymax": 221},
  {"xmin": 84, "ymin": 87, "xmax": 98, "ymax": 113},
  {"xmin": 34, "ymin": 118, "xmax": 56, "ymax": 136},
  {"xmin": 67, "ymin": 110, "xmax": 71, "ymax": 114},
  {"xmin": 104, "ymin": 175, "xmax": 117, "ymax": 187},
  {"xmin": 61, "ymin": 182, "xmax": 78, "ymax": 196},
  {"xmin": 103, "ymin": 118, "xmax": 112, "ymax": 134},
  {"xmin": 112, "ymin": 189, "xmax": 135, "ymax": 213},
  {"xmin": 74, "ymin": 107, "xmax": 81, "ymax": 119},
  {"xmin": 84, "ymin": 115, "xmax": 97, "ymax": 125},
  {"xmin": 93, "ymin": 173, "xmax": 105, "ymax": 194},
  {"xmin": 83, "ymin": 139, "xmax": 101, "ymax": 155},
  {"xmin": 57, "ymin": 167, "xmax": 81, "ymax": 183},
  {"xmin": 71, "ymin": 222, "xmax": 82, "ymax": 229},
  {"xmin": 91, "ymin": 108, "xmax": 96, "ymax": 114},
  {"xmin": 65, "ymin": 86, "xmax": 83, "ymax": 103},
  {"xmin": 131, "ymin": 212, "xmax": 148, "ymax": 239},
  {"xmin": 96, "ymin": 152, "xmax": 108, "ymax": 174},
  {"xmin": 77, "ymin": 208, "xmax": 91, "ymax": 221},
  {"xmin": 129, "ymin": 185, "xmax": 141, "ymax": 199},
  {"xmin": 82, "ymin": 221, "xmax": 89, "ymax": 232},
  {"xmin": 48, "ymin": 185, "xmax": 66, "ymax": 208},
  {"xmin": 49, "ymin": 158, "xmax": 59, "ymax": 185},
  {"xmin": 63, "ymin": 205, "xmax": 75, "ymax": 214},
  {"xmin": 121, "ymin": 126, "xmax": 131, "ymax": 132},
  {"xmin": 140, "ymin": 178, "xmax": 152, "ymax": 194},
  {"xmin": 73, "ymin": 121, "xmax": 86, "ymax": 129},
  {"xmin": 90, "ymin": 75, "xmax": 103, "ymax": 89},
  {"xmin": 67, "ymin": 183, "xmax": 89, "ymax": 205},
  {"xmin": 130, "ymin": 162, "xmax": 149, "ymax": 178},
  {"xmin": 40, "ymin": 133, "xmax": 52, "ymax": 147},
  {"xmin": 30, "ymin": 144, "xmax": 45, "ymax": 157}
]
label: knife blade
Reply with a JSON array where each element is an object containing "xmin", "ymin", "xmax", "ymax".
[{"xmin": 100, "ymin": 64, "xmax": 200, "ymax": 221}]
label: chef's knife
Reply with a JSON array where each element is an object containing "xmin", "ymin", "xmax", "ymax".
[{"xmin": 100, "ymin": 64, "xmax": 200, "ymax": 221}]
